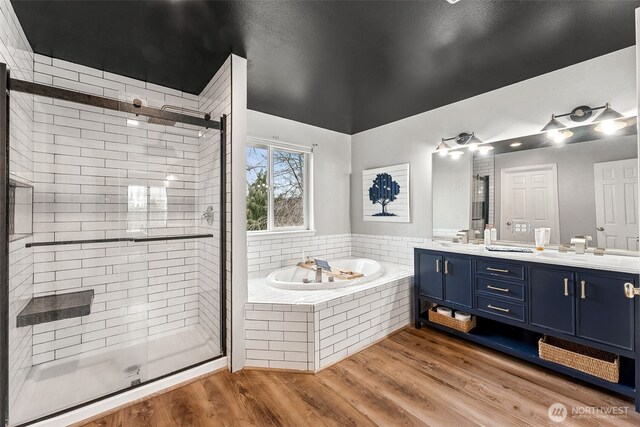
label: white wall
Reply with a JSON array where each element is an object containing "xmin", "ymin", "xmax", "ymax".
[
  {"xmin": 351, "ymin": 47, "xmax": 637, "ymax": 238},
  {"xmin": 247, "ymin": 110, "xmax": 352, "ymax": 236}
]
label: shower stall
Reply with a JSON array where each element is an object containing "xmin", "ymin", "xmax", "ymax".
[{"xmin": 1, "ymin": 63, "xmax": 227, "ymax": 426}]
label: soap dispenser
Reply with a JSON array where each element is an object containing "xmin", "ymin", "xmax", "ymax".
[
  {"xmin": 484, "ymin": 225, "xmax": 491, "ymax": 246},
  {"xmin": 490, "ymin": 224, "xmax": 497, "ymax": 242}
]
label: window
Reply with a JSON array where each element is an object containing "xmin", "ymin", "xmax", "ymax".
[
  {"xmin": 127, "ymin": 185, "xmax": 168, "ymax": 232},
  {"xmin": 246, "ymin": 139, "xmax": 312, "ymax": 232}
]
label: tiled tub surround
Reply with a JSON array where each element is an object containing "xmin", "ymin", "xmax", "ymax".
[{"xmin": 246, "ymin": 262, "xmax": 413, "ymax": 371}]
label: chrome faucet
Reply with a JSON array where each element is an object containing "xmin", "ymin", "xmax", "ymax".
[
  {"xmin": 315, "ymin": 267, "xmax": 323, "ymax": 283},
  {"xmin": 570, "ymin": 235, "xmax": 592, "ymax": 255}
]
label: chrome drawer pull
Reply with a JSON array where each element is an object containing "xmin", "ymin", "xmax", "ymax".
[
  {"xmin": 563, "ymin": 278, "xmax": 569, "ymax": 297},
  {"xmin": 487, "ymin": 304, "xmax": 510, "ymax": 313},
  {"xmin": 486, "ymin": 267, "xmax": 510, "ymax": 273},
  {"xmin": 580, "ymin": 280, "xmax": 586, "ymax": 299},
  {"xmin": 435, "ymin": 259, "xmax": 440, "ymax": 273},
  {"xmin": 486, "ymin": 285, "xmax": 510, "ymax": 293},
  {"xmin": 444, "ymin": 260, "xmax": 449, "ymax": 275}
]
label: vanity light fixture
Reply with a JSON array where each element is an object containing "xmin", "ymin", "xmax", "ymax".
[
  {"xmin": 594, "ymin": 103, "xmax": 627, "ymax": 134},
  {"xmin": 541, "ymin": 102, "xmax": 628, "ymax": 139},
  {"xmin": 436, "ymin": 132, "xmax": 491, "ymax": 157},
  {"xmin": 436, "ymin": 139, "xmax": 451, "ymax": 157}
]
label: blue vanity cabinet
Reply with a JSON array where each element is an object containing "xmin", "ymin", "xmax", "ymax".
[
  {"xmin": 415, "ymin": 251, "xmax": 444, "ymax": 300},
  {"xmin": 576, "ymin": 272, "xmax": 635, "ymax": 351},
  {"xmin": 529, "ymin": 267, "xmax": 575, "ymax": 335},
  {"xmin": 415, "ymin": 251, "xmax": 472, "ymax": 308},
  {"xmin": 415, "ymin": 247, "xmax": 640, "ymax": 412},
  {"xmin": 442, "ymin": 255, "xmax": 473, "ymax": 308}
]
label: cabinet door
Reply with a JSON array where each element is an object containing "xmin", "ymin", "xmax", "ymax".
[
  {"xmin": 529, "ymin": 268, "xmax": 574, "ymax": 335},
  {"xmin": 416, "ymin": 252, "xmax": 443, "ymax": 300},
  {"xmin": 443, "ymin": 255, "xmax": 472, "ymax": 308},
  {"xmin": 576, "ymin": 273, "xmax": 634, "ymax": 350}
]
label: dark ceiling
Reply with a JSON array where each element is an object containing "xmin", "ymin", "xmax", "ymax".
[{"xmin": 11, "ymin": 0, "xmax": 640, "ymax": 134}]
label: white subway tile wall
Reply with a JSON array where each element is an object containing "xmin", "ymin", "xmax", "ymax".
[
  {"xmin": 351, "ymin": 233, "xmax": 431, "ymax": 266},
  {"xmin": 2, "ymin": 0, "xmax": 35, "ymax": 412},
  {"xmin": 247, "ymin": 233, "xmax": 352, "ymax": 278},
  {"xmin": 25, "ymin": 54, "xmax": 228, "ymax": 366},
  {"xmin": 197, "ymin": 57, "xmax": 231, "ymax": 350}
]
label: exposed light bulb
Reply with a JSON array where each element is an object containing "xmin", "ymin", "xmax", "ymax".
[
  {"xmin": 449, "ymin": 150, "xmax": 463, "ymax": 159},
  {"xmin": 478, "ymin": 144, "xmax": 494, "ymax": 155},
  {"xmin": 467, "ymin": 142, "xmax": 478, "ymax": 152},
  {"xmin": 438, "ymin": 148, "xmax": 449, "ymax": 157},
  {"xmin": 546, "ymin": 129, "xmax": 561, "ymax": 140},
  {"xmin": 548, "ymin": 129, "xmax": 573, "ymax": 143},
  {"xmin": 595, "ymin": 119, "xmax": 626, "ymax": 135}
]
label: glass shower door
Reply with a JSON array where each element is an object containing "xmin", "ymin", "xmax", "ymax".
[{"xmin": 5, "ymin": 81, "xmax": 224, "ymax": 426}]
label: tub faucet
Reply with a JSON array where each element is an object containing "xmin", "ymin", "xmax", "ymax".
[{"xmin": 315, "ymin": 267, "xmax": 323, "ymax": 283}]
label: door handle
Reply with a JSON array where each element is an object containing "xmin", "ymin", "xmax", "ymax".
[
  {"xmin": 563, "ymin": 278, "xmax": 569, "ymax": 297},
  {"xmin": 506, "ymin": 221, "xmax": 512, "ymax": 226},
  {"xmin": 444, "ymin": 260, "xmax": 449, "ymax": 275},
  {"xmin": 580, "ymin": 280, "xmax": 586, "ymax": 299},
  {"xmin": 487, "ymin": 285, "xmax": 510, "ymax": 293},
  {"xmin": 486, "ymin": 267, "xmax": 510, "ymax": 273},
  {"xmin": 487, "ymin": 304, "xmax": 510, "ymax": 313},
  {"xmin": 624, "ymin": 282, "xmax": 640, "ymax": 298},
  {"xmin": 435, "ymin": 259, "xmax": 440, "ymax": 273},
  {"xmin": 596, "ymin": 226, "xmax": 605, "ymax": 232}
]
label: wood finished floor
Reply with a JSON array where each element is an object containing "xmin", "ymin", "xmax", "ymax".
[{"xmin": 83, "ymin": 326, "xmax": 640, "ymax": 426}]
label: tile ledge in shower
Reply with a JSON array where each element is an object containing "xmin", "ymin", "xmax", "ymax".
[{"xmin": 16, "ymin": 289, "xmax": 95, "ymax": 327}]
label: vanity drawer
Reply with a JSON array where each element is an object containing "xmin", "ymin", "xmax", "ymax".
[
  {"xmin": 475, "ymin": 277, "xmax": 525, "ymax": 301},
  {"xmin": 476, "ymin": 260, "xmax": 525, "ymax": 281},
  {"xmin": 476, "ymin": 295, "xmax": 525, "ymax": 323}
]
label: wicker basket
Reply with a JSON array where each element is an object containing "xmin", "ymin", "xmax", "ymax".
[
  {"xmin": 539, "ymin": 336, "xmax": 619, "ymax": 383},
  {"xmin": 428, "ymin": 307, "xmax": 476, "ymax": 333}
]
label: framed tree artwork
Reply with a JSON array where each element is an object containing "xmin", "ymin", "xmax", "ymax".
[{"xmin": 362, "ymin": 163, "xmax": 410, "ymax": 222}]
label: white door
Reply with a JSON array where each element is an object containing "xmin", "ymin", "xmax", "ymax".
[
  {"xmin": 500, "ymin": 164, "xmax": 560, "ymax": 244},
  {"xmin": 594, "ymin": 158, "xmax": 639, "ymax": 250}
]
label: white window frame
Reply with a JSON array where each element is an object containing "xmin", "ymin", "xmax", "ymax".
[{"xmin": 246, "ymin": 137, "xmax": 314, "ymax": 236}]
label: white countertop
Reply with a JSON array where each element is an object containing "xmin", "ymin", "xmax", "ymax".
[{"xmin": 416, "ymin": 241, "xmax": 640, "ymax": 275}]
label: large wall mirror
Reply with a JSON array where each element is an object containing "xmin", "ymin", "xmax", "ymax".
[{"xmin": 432, "ymin": 118, "xmax": 639, "ymax": 252}]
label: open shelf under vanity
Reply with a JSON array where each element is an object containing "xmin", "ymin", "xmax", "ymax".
[{"xmin": 419, "ymin": 313, "xmax": 637, "ymax": 398}]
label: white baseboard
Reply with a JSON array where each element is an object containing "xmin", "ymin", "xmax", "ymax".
[{"xmin": 32, "ymin": 357, "xmax": 228, "ymax": 427}]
